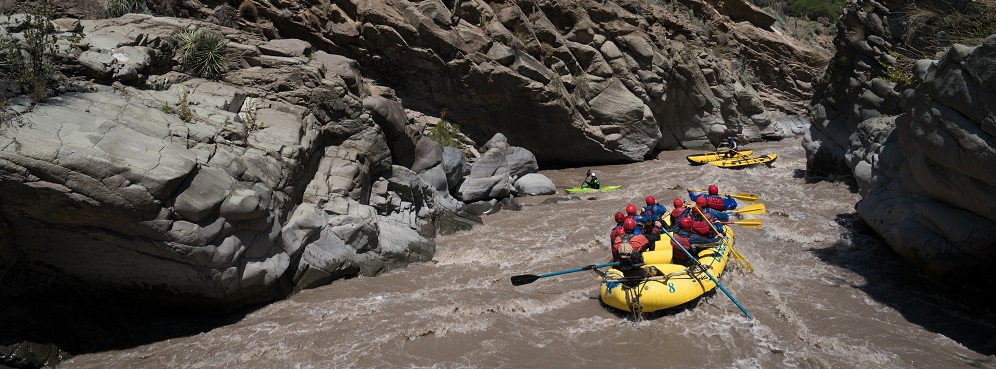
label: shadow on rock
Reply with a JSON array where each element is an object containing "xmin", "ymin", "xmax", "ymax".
[{"xmin": 809, "ymin": 213, "xmax": 996, "ymax": 356}]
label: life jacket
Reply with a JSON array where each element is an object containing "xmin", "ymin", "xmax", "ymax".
[
  {"xmin": 707, "ymin": 196, "xmax": 725, "ymax": 211},
  {"xmin": 669, "ymin": 231, "xmax": 693, "ymax": 262},
  {"xmin": 669, "ymin": 207, "xmax": 687, "ymax": 222},
  {"xmin": 690, "ymin": 219, "xmax": 713, "ymax": 236}
]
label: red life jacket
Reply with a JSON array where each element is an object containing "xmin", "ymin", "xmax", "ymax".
[
  {"xmin": 691, "ymin": 219, "xmax": 713, "ymax": 236},
  {"xmin": 707, "ymin": 196, "xmax": 725, "ymax": 211},
  {"xmin": 669, "ymin": 206, "xmax": 686, "ymax": 222}
]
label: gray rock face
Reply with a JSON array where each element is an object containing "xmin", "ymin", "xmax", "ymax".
[
  {"xmin": 804, "ymin": 1, "xmax": 907, "ymax": 176},
  {"xmin": 811, "ymin": 0, "xmax": 996, "ymax": 290},
  {"xmin": 247, "ymin": 0, "xmax": 824, "ymax": 162},
  {"xmin": 0, "ymin": 15, "xmax": 438, "ymax": 310}
]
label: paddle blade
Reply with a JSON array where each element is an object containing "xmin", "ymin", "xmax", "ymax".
[
  {"xmin": 511, "ymin": 274, "xmax": 541, "ymax": 286},
  {"xmin": 730, "ymin": 193, "xmax": 759, "ymax": 202},
  {"xmin": 733, "ymin": 203, "xmax": 766, "ymax": 215},
  {"xmin": 730, "ymin": 248, "xmax": 754, "ymax": 273},
  {"xmin": 734, "ymin": 219, "xmax": 763, "ymax": 228}
]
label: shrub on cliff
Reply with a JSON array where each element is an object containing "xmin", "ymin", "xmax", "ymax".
[
  {"xmin": 176, "ymin": 28, "xmax": 229, "ymax": 79},
  {"xmin": 787, "ymin": 0, "xmax": 845, "ymax": 21},
  {"xmin": 104, "ymin": 0, "xmax": 149, "ymax": 18},
  {"xmin": 0, "ymin": 0, "xmax": 81, "ymax": 101}
]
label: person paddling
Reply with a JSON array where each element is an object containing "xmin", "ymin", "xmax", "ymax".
[
  {"xmin": 719, "ymin": 136, "xmax": 739, "ymax": 158},
  {"xmin": 581, "ymin": 170, "xmax": 601, "ymax": 189}
]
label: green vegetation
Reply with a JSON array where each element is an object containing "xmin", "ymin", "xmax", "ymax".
[
  {"xmin": 175, "ymin": 90, "xmax": 192, "ymax": 122},
  {"xmin": 176, "ymin": 28, "xmax": 229, "ymax": 79},
  {"xmin": 0, "ymin": 0, "xmax": 81, "ymax": 101},
  {"xmin": 787, "ymin": 0, "xmax": 845, "ymax": 21},
  {"xmin": 238, "ymin": 0, "xmax": 259, "ymax": 21},
  {"xmin": 212, "ymin": 4, "xmax": 238, "ymax": 28},
  {"xmin": 104, "ymin": 0, "xmax": 149, "ymax": 18},
  {"xmin": 901, "ymin": 1, "xmax": 996, "ymax": 57},
  {"xmin": 549, "ymin": 71, "xmax": 564, "ymax": 91},
  {"xmin": 539, "ymin": 42, "xmax": 555, "ymax": 62},
  {"xmin": 427, "ymin": 110, "xmax": 461, "ymax": 147},
  {"xmin": 878, "ymin": 59, "xmax": 913, "ymax": 85},
  {"xmin": 242, "ymin": 97, "xmax": 264, "ymax": 131}
]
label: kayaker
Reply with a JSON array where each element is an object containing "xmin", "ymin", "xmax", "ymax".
[
  {"xmin": 688, "ymin": 185, "xmax": 738, "ymax": 210},
  {"xmin": 581, "ymin": 170, "xmax": 600, "ymax": 189}
]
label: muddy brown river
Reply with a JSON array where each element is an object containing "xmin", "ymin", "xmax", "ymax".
[{"xmin": 58, "ymin": 137, "xmax": 995, "ymax": 368}]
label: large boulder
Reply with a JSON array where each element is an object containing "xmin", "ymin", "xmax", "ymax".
[
  {"xmin": 852, "ymin": 36, "xmax": 996, "ymax": 290},
  {"xmin": 0, "ymin": 15, "xmax": 438, "ymax": 311}
]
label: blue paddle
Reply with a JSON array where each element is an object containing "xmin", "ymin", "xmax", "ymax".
[
  {"xmin": 661, "ymin": 228, "xmax": 752, "ymax": 318},
  {"xmin": 511, "ymin": 262, "xmax": 619, "ymax": 286}
]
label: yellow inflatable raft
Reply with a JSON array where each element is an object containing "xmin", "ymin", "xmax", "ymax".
[
  {"xmin": 707, "ymin": 153, "xmax": 777, "ymax": 169},
  {"xmin": 685, "ymin": 150, "xmax": 754, "ymax": 165},
  {"xmin": 599, "ymin": 227, "xmax": 735, "ymax": 313}
]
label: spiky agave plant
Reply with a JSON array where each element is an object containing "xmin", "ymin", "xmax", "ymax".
[
  {"xmin": 176, "ymin": 28, "xmax": 229, "ymax": 79},
  {"xmin": 104, "ymin": 0, "xmax": 149, "ymax": 18}
]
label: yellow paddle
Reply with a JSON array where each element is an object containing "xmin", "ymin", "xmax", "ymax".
[
  {"xmin": 693, "ymin": 206, "xmax": 754, "ymax": 273},
  {"xmin": 732, "ymin": 203, "xmax": 766, "ymax": 215},
  {"xmin": 690, "ymin": 189, "xmax": 759, "ymax": 202},
  {"xmin": 722, "ymin": 218, "xmax": 763, "ymax": 229}
]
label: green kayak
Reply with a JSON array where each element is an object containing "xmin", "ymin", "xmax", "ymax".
[{"xmin": 564, "ymin": 185, "xmax": 622, "ymax": 194}]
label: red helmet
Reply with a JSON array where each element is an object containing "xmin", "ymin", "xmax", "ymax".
[
  {"xmin": 623, "ymin": 218, "xmax": 636, "ymax": 231},
  {"xmin": 614, "ymin": 211, "xmax": 625, "ymax": 223},
  {"xmin": 673, "ymin": 198, "xmax": 683, "ymax": 208},
  {"xmin": 645, "ymin": 196, "xmax": 656, "ymax": 206},
  {"xmin": 679, "ymin": 217, "xmax": 693, "ymax": 229},
  {"xmin": 708, "ymin": 185, "xmax": 719, "ymax": 195},
  {"xmin": 695, "ymin": 196, "xmax": 708, "ymax": 208},
  {"xmin": 625, "ymin": 203, "xmax": 637, "ymax": 216}
]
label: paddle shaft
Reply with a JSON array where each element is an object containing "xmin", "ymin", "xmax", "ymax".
[
  {"xmin": 695, "ymin": 206, "xmax": 754, "ymax": 274},
  {"xmin": 690, "ymin": 189, "xmax": 758, "ymax": 202},
  {"xmin": 538, "ymin": 262, "xmax": 618, "ymax": 278},
  {"xmin": 511, "ymin": 262, "xmax": 620, "ymax": 286},
  {"xmin": 661, "ymin": 227, "xmax": 752, "ymax": 319}
]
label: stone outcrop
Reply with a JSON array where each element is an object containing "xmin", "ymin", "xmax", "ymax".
[
  {"xmin": 0, "ymin": 15, "xmax": 444, "ymax": 310},
  {"xmin": 855, "ymin": 37, "xmax": 996, "ymax": 288},
  {"xmin": 171, "ymin": 0, "xmax": 825, "ymax": 162},
  {"xmin": 805, "ymin": 0, "xmax": 996, "ymax": 290}
]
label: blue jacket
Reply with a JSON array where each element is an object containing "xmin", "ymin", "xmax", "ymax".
[
  {"xmin": 701, "ymin": 207, "xmax": 729, "ymax": 222},
  {"xmin": 642, "ymin": 204, "xmax": 667, "ymax": 220},
  {"xmin": 688, "ymin": 191, "xmax": 738, "ymax": 210}
]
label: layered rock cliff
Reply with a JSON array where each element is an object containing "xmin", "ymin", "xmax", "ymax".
[
  {"xmin": 805, "ymin": 0, "xmax": 996, "ymax": 290},
  {"xmin": 172, "ymin": 0, "xmax": 827, "ymax": 163}
]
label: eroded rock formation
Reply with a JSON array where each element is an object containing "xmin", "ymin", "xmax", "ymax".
[
  {"xmin": 805, "ymin": 0, "xmax": 996, "ymax": 289},
  {"xmin": 174, "ymin": 0, "xmax": 826, "ymax": 162}
]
